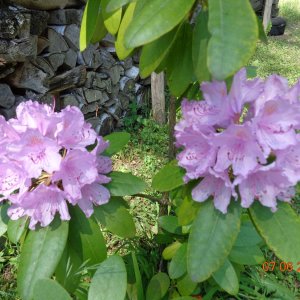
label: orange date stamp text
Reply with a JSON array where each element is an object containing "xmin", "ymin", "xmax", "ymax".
[{"xmin": 262, "ymin": 261, "xmax": 300, "ymax": 272}]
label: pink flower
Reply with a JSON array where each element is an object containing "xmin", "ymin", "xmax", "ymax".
[
  {"xmin": 0, "ymin": 101, "xmax": 112, "ymax": 229},
  {"xmin": 192, "ymin": 172, "xmax": 236, "ymax": 214},
  {"xmin": 213, "ymin": 123, "xmax": 266, "ymax": 177},
  {"xmin": 56, "ymin": 106, "xmax": 97, "ymax": 149},
  {"xmin": 77, "ymin": 182, "xmax": 110, "ymax": 217},
  {"xmin": 7, "ymin": 129, "xmax": 62, "ymax": 178},
  {"xmin": 8, "ymin": 184, "xmax": 70, "ymax": 230},
  {"xmin": 0, "ymin": 162, "xmax": 27, "ymax": 200},
  {"xmin": 175, "ymin": 68, "xmax": 300, "ymax": 213},
  {"xmin": 52, "ymin": 149, "xmax": 98, "ymax": 202},
  {"xmin": 236, "ymin": 165, "xmax": 292, "ymax": 211}
]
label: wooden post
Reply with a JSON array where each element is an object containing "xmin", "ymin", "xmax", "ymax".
[
  {"xmin": 263, "ymin": 0, "xmax": 273, "ymax": 30},
  {"xmin": 151, "ymin": 72, "xmax": 166, "ymax": 125}
]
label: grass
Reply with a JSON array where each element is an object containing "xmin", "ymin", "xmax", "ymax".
[{"xmin": 250, "ymin": 0, "xmax": 300, "ymax": 83}]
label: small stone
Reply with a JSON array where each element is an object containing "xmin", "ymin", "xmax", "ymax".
[
  {"xmin": 0, "ymin": 84, "xmax": 15, "ymax": 109},
  {"xmin": 48, "ymin": 9, "xmax": 82, "ymax": 25},
  {"xmin": 62, "ymin": 94, "xmax": 80, "ymax": 107},
  {"xmin": 125, "ymin": 66, "xmax": 139, "ymax": 80},
  {"xmin": 64, "ymin": 48, "xmax": 77, "ymax": 69},
  {"xmin": 64, "ymin": 24, "xmax": 80, "ymax": 50},
  {"xmin": 83, "ymin": 88, "xmax": 103, "ymax": 103}
]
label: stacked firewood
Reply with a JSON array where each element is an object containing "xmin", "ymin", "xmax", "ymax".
[{"xmin": 0, "ymin": 0, "xmax": 147, "ymax": 135}]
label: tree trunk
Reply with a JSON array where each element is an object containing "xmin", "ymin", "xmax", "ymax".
[{"xmin": 151, "ymin": 72, "xmax": 165, "ymax": 125}]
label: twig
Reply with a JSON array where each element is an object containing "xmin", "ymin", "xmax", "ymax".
[{"xmin": 132, "ymin": 193, "xmax": 170, "ymax": 206}]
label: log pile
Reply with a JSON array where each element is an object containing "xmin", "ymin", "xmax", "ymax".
[{"xmin": 0, "ymin": 1, "xmax": 149, "ymax": 135}]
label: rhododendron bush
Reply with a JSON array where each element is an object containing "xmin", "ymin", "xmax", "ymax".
[{"xmin": 1, "ymin": 0, "xmax": 300, "ymax": 299}]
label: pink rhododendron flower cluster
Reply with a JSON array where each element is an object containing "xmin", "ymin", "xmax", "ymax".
[
  {"xmin": 0, "ymin": 101, "xmax": 112, "ymax": 229},
  {"xmin": 175, "ymin": 68, "xmax": 300, "ymax": 213}
]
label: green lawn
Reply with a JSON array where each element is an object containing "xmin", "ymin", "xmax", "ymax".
[{"xmin": 251, "ymin": 0, "xmax": 300, "ymax": 83}]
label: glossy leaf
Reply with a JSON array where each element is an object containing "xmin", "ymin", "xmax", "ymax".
[
  {"xmin": 94, "ymin": 197, "xmax": 136, "ymax": 238},
  {"xmin": 152, "ymin": 160, "xmax": 184, "ymax": 192},
  {"xmin": 158, "ymin": 216, "xmax": 182, "ymax": 235},
  {"xmin": 234, "ymin": 215, "xmax": 263, "ymax": 247},
  {"xmin": 169, "ymin": 243, "xmax": 187, "ymax": 279},
  {"xmin": 162, "ymin": 241, "xmax": 182, "ymax": 260},
  {"xmin": 55, "ymin": 246, "xmax": 82, "ymax": 293},
  {"xmin": 17, "ymin": 218, "xmax": 68, "ymax": 300},
  {"xmin": 107, "ymin": 171, "xmax": 147, "ymax": 196},
  {"xmin": 176, "ymin": 195, "xmax": 201, "ymax": 226},
  {"xmin": 207, "ymin": 0, "xmax": 258, "ymax": 80},
  {"xmin": 249, "ymin": 202, "xmax": 300, "ymax": 266},
  {"xmin": 80, "ymin": 0, "xmax": 101, "ymax": 51},
  {"xmin": 69, "ymin": 206, "xmax": 107, "ymax": 267},
  {"xmin": 257, "ymin": 16, "xmax": 268, "ymax": 43},
  {"xmin": 140, "ymin": 26, "xmax": 180, "ymax": 78},
  {"xmin": 90, "ymin": 11, "xmax": 108, "ymax": 44},
  {"xmin": 0, "ymin": 203, "xmax": 9, "ymax": 237},
  {"xmin": 106, "ymin": 0, "xmax": 131, "ymax": 12},
  {"xmin": 177, "ymin": 273, "xmax": 197, "ymax": 296},
  {"xmin": 88, "ymin": 255, "xmax": 127, "ymax": 300},
  {"xmin": 166, "ymin": 23, "xmax": 195, "ymax": 97},
  {"xmin": 192, "ymin": 9, "xmax": 211, "ymax": 83},
  {"xmin": 104, "ymin": 132, "xmax": 131, "ymax": 156},
  {"xmin": 212, "ymin": 259, "xmax": 239, "ymax": 295},
  {"xmin": 146, "ymin": 272, "xmax": 170, "ymax": 300},
  {"xmin": 124, "ymin": 0, "xmax": 195, "ymax": 48},
  {"xmin": 131, "ymin": 252, "xmax": 144, "ymax": 300},
  {"xmin": 7, "ymin": 217, "xmax": 28, "ymax": 244},
  {"xmin": 229, "ymin": 245, "xmax": 265, "ymax": 265},
  {"xmin": 115, "ymin": 2, "xmax": 136, "ymax": 60},
  {"xmin": 33, "ymin": 279, "xmax": 72, "ymax": 300},
  {"xmin": 102, "ymin": 0, "xmax": 122, "ymax": 35},
  {"xmin": 187, "ymin": 200, "xmax": 241, "ymax": 282}
]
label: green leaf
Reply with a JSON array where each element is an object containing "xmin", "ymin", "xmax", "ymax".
[
  {"xmin": 131, "ymin": 252, "xmax": 144, "ymax": 300},
  {"xmin": 90, "ymin": 10, "xmax": 108, "ymax": 44},
  {"xmin": 0, "ymin": 203, "xmax": 9, "ymax": 237},
  {"xmin": 55, "ymin": 246, "xmax": 82, "ymax": 293},
  {"xmin": 229, "ymin": 245, "xmax": 265, "ymax": 265},
  {"xmin": 177, "ymin": 273, "xmax": 197, "ymax": 296},
  {"xmin": 169, "ymin": 243, "xmax": 187, "ymax": 279},
  {"xmin": 152, "ymin": 160, "xmax": 184, "ymax": 192},
  {"xmin": 176, "ymin": 195, "xmax": 201, "ymax": 226},
  {"xmin": 33, "ymin": 279, "xmax": 72, "ymax": 300},
  {"xmin": 146, "ymin": 272, "xmax": 170, "ymax": 300},
  {"xmin": 124, "ymin": 0, "xmax": 195, "ymax": 48},
  {"xmin": 80, "ymin": 0, "xmax": 101, "ymax": 51},
  {"xmin": 115, "ymin": 2, "xmax": 136, "ymax": 60},
  {"xmin": 69, "ymin": 206, "xmax": 107, "ymax": 267},
  {"xmin": 192, "ymin": 9, "xmax": 211, "ymax": 83},
  {"xmin": 7, "ymin": 217, "xmax": 28, "ymax": 244},
  {"xmin": 106, "ymin": 0, "xmax": 131, "ymax": 12},
  {"xmin": 158, "ymin": 216, "xmax": 182, "ymax": 235},
  {"xmin": 187, "ymin": 200, "xmax": 241, "ymax": 282},
  {"xmin": 234, "ymin": 215, "xmax": 263, "ymax": 247},
  {"xmin": 94, "ymin": 197, "xmax": 136, "ymax": 238},
  {"xmin": 17, "ymin": 218, "xmax": 69, "ymax": 300},
  {"xmin": 102, "ymin": 0, "xmax": 122, "ymax": 35},
  {"xmin": 88, "ymin": 255, "xmax": 127, "ymax": 300},
  {"xmin": 207, "ymin": 0, "xmax": 258, "ymax": 80},
  {"xmin": 107, "ymin": 171, "xmax": 147, "ymax": 196},
  {"xmin": 257, "ymin": 16, "xmax": 268, "ymax": 43},
  {"xmin": 162, "ymin": 241, "xmax": 182, "ymax": 260},
  {"xmin": 166, "ymin": 23, "xmax": 195, "ymax": 97},
  {"xmin": 140, "ymin": 26, "xmax": 180, "ymax": 78},
  {"xmin": 249, "ymin": 201, "xmax": 300, "ymax": 266},
  {"xmin": 104, "ymin": 132, "xmax": 131, "ymax": 156},
  {"xmin": 212, "ymin": 259, "xmax": 239, "ymax": 295}
]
